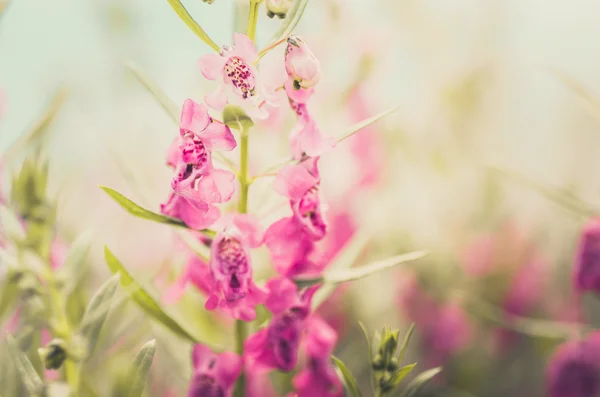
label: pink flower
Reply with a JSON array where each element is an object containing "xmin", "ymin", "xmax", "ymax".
[
  {"xmin": 285, "ymin": 36, "xmax": 322, "ymax": 90},
  {"xmin": 245, "ymin": 365, "xmax": 278, "ymax": 397},
  {"xmin": 293, "ymin": 317, "xmax": 343, "ymax": 397},
  {"xmin": 286, "ymin": 83, "xmax": 335, "ymax": 159},
  {"xmin": 265, "ymin": 159, "xmax": 329, "ymax": 276},
  {"xmin": 188, "ymin": 345, "xmax": 242, "ymax": 397},
  {"xmin": 161, "ymin": 99, "xmax": 236, "ymax": 230},
  {"xmin": 547, "ymin": 332, "xmax": 600, "ymax": 397},
  {"xmin": 205, "ymin": 214, "xmax": 267, "ymax": 321},
  {"xmin": 198, "ymin": 33, "xmax": 276, "ymax": 120},
  {"xmin": 245, "ymin": 278, "xmax": 317, "ymax": 371},
  {"xmin": 49, "ymin": 238, "xmax": 68, "ymax": 270},
  {"xmin": 573, "ymin": 218, "xmax": 600, "ymax": 294}
]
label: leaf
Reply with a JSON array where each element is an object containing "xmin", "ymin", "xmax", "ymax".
[
  {"xmin": 268, "ymin": 0, "xmax": 309, "ymax": 46},
  {"xmin": 488, "ymin": 165, "xmax": 598, "ymax": 218},
  {"xmin": 312, "ymin": 231, "xmax": 370, "ymax": 309},
  {"xmin": 0, "ymin": 275, "xmax": 19, "ymax": 322},
  {"xmin": 126, "ymin": 62, "xmax": 179, "ymax": 123},
  {"xmin": 56, "ymin": 230, "xmax": 94, "ymax": 294},
  {"xmin": 324, "ymin": 251, "xmax": 427, "ymax": 284},
  {"xmin": 126, "ymin": 339, "xmax": 157, "ymax": 397},
  {"xmin": 397, "ymin": 323, "xmax": 415, "ymax": 363},
  {"xmin": 223, "ymin": 104, "xmax": 254, "ymax": 131},
  {"xmin": 3, "ymin": 87, "xmax": 68, "ymax": 165},
  {"xmin": 400, "ymin": 367, "xmax": 442, "ymax": 397},
  {"xmin": 332, "ymin": 356, "xmax": 362, "ymax": 397},
  {"xmin": 358, "ymin": 321, "xmax": 372, "ymax": 361},
  {"xmin": 104, "ymin": 246, "xmax": 202, "ymax": 344},
  {"xmin": 337, "ymin": 105, "xmax": 401, "ymax": 142},
  {"xmin": 100, "ymin": 186, "xmax": 188, "ymax": 228},
  {"xmin": 166, "ymin": 0, "xmax": 220, "ymax": 52},
  {"xmin": 79, "ymin": 274, "xmax": 121, "ymax": 358},
  {"xmin": 6, "ymin": 334, "xmax": 45, "ymax": 396},
  {"xmin": 389, "ymin": 363, "xmax": 416, "ymax": 388},
  {"xmin": 0, "ymin": 204, "xmax": 26, "ymax": 241}
]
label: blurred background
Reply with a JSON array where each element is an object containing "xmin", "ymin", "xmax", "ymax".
[{"xmin": 3, "ymin": 0, "xmax": 600, "ymax": 396}]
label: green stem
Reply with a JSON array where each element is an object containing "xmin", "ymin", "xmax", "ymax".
[
  {"xmin": 247, "ymin": 0, "xmax": 261, "ymax": 42},
  {"xmin": 233, "ymin": 320, "xmax": 248, "ymax": 397}
]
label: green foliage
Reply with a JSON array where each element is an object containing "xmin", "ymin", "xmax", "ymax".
[
  {"xmin": 126, "ymin": 339, "xmax": 156, "ymax": 397},
  {"xmin": 166, "ymin": 0, "xmax": 220, "ymax": 52},
  {"xmin": 6, "ymin": 334, "xmax": 45, "ymax": 396},
  {"xmin": 332, "ymin": 356, "xmax": 363, "ymax": 397}
]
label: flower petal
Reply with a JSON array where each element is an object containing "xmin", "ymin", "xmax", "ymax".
[
  {"xmin": 274, "ymin": 163, "xmax": 318, "ymax": 200},
  {"xmin": 205, "ymin": 84, "xmax": 229, "ymax": 111},
  {"xmin": 180, "ymin": 98, "xmax": 211, "ymax": 136},
  {"xmin": 296, "ymin": 120, "xmax": 335, "ymax": 158},
  {"xmin": 232, "ymin": 214, "xmax": 264, "ymax": 248},
  {"xmin": 198, "ymin": 53, "xmax": 226, "ymax": 80},
  {"xmin": 201, "ymin": 121, "xmax": 237, "ymax": 152},
  {"xmin": 196, "ymin": 168, "xmax": 236, "ymax": 203},
  {"xmin": 233, "ymin": 33, "xmax": 258, "ymax": 63}
]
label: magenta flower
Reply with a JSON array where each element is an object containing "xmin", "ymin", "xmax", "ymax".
[
  {"xmin": 245, "ymin": 278, "xmax": 317, "ymax": 371},
  {"xmin": 161, "ymin": 99, "xmax": 236, "ymax": 229},
  {"xmin": 547, "ymin": 333, "xmax": 600, "ymax": 397},
  {"xmin": 285, "ymin": 36, "xmax": 322, "ymax": 90},
  {"xmin": 573, "ymin": 218, "xmax": 600, "ymax": 294},
  {"xmin": 205, "ymin": 214, "xmax": 267, "ymax": 321},
  {"xmin": 198, "ymin": 33, "xmax": 276, "ymax": 120},
  {"xmin": 293, "ymin": 317, "xmax": 343, "ymax": 397},
  {"xmin": 188, "ymin": 345, "xmax": 242, "ymax": 397},
  {"xmin": 163, "ymin": 255, "xmax": 213, "ymax": 304},
  {"xmin": 286, "ymin": 84, "xmax": 335, "ymax": 159},
  {"xmin": 245, "ymin": 364, "xmax": 278, "ymax": 397}
]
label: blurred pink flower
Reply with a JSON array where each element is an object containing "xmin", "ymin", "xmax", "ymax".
[
  {"xmin": 460, "ymin": 233, "xmax": 495, "ymax": 277},
  {"xmin": 293, "ymin": 317, "xmax": 343, "ymax": 397},
  {"xmin": 245, "ymin": 364, "xmax": 278, "ymax": 397},
  {"xmin": 198, "ymin": 33, "xmax": 276, "ymax": 120},
  {"xmin": 572, "ymin": 218, "xmax": 600, "ymax": 295},
  {"xmin": 163, "ymin": 255, "xmax": 213, "ymax": 304},
  {"xmin": 188, "ymin": 345, "xmax": 241, "ymax": 397},
  {"xmin": 205, "ymin": 214, "xmax": 267, "ymax": 321},
  {"xmin": 244, "ymin": 278, "xmax": 317, "ymax": 371},
  {"xmin": 49, "ymin": 238, "xmax": 68, "ymax": 270},
  {"xmin": 285, "ymin": 36, "xmax": 322, "ymax": 90},
  {"xmin": 547, "ymin": 332, "xmax": 600, "ymax": 397}
]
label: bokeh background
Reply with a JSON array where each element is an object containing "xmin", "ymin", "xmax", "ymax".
[{"xmin": 3, "ymin": 0, "xmax": 600, "ymax": 396}]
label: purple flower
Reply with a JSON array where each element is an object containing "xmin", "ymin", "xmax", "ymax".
[
  {"xmin": 188, "ymin": 345, "xmax": 241, "ymax": 397},
  {"xmin": 573, "ymin": 219, "xmax": 600, "ymax": 294},
  {"xmin": 547, "ymin": 333, "xmax": 600, "ymax": 397}
]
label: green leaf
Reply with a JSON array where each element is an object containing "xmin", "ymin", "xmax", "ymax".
[
  {"xmin": 126, "ymin": 339, "xmax": 156, "ymax": 397},
  {"xmin": 223, "ymin": 104, "xmax": 254, "ymax": 131},
  {"xmin": 312, "ymin": 231, "xmax": 370, "ymax": 309},
  {"xmin": 0, "ymin": 275, "xmax": 19, "ymax": 322},
  {"xmin": 166, "ymin": 0, "xmax": 220, "ymax": 52},
  {"xmin": 104, "ymin": 246, "xmax": 201, "ymax": 343},
  {"xmin": 268, "ymin": 0, "xmax": 309, "ymax": 47},
  {"xmin": 357, "ymin": 321, "xmax": 372, "ymax": 361},
  {"xmin": 3, "ymin": 87, "xmax": 68, "ymax": 166},
  {"xmin": 324, "ymin": 251, "xmax": 427, "ymax": 284},
  {"xmin": 6, "ymin": 334, "xmax": 45, "ymax": 396},
  {"xmin": 337, "ymin": 105, "xmax": 401, "ymax": 143},
  {"xmin": 0, "ymin": 204, "xmax": 26, "ymax": 241},
  {"xmin": 79, "ymin": 274, "xmax": 121, "ymax": 358},
  {"xmin": 56, "ymin": 230, "xmax": 94, "ymax": 294},
  {"xmin": 332, "ymin": 356, "xmax": 362, "ymax": 397},
  {"xmin": 389, "ymin": 363, "xmax": 416, "ymax": 388},
  {"xmin": 400, "ymin": 367, "xmax": 442, "ymax": 397},
  {"xmin": 100, "ymin": 186, "xmax": 188, "ymax": 228},
  {"xmin": 488, "ymin": 165, "xmax": 598, "ymax": 218},
  {"xmin": 126, "ymin": 62, "xmax": 179, "ymax": 123},
  {"xmin": 397, "ymin": 323, "xmax": 415, "ymax": 363}
]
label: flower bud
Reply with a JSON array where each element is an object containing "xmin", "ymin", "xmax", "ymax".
[
  {"xmin": 266, "ymin": 0, "xmax": 293, "ymax": 19},
  {"xmin": 202, "ymin": 0, "xmax": 216, "ymax": 3},
  {"xmin": 38, "ymin": 339, "xmax": 69, "ymax": 370},
  {"xmin": 285, "ymin": 36, "xmax": 322, "ymax": 90}
]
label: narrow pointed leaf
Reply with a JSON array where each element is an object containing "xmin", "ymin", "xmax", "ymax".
[
  {"xmin": 332, "ymin": 356, "xmax": 362, "ymax": 397},
  {"xmin": 268, "ymin": 0, "xmax": 309, "ymax": 46},
  {"xmin": 104, "ymin": 246, "xmax": 202, "ymax": 344},
  {"xmin": 337, "ymin": 105, "xmax": 401, "ymax": 143},
  {"xmin": 56, "ymin": 230, "xmax": 94, "ymax": 294},
  {"xmin": 489, "ymin": 165, "xmax": 598, "ymax": 218},
  {"xmin": 358, "ymin": 321, "xmax": 372, "ymax": 361},
  {"xmin": 325, "ymin": 251, "xmax": 426, "ymax": 284},
  {"xmin": 312, "ymin": 231, "xmax": 370, "ymax": 308},
  {"xmin": 126, "ymin": 339, "xmax": 156, "ymax": 397},
  {"xmin": 3, "ymin": 87, "xmax": 68, "ymax": 165},
  {"xmin": 166, "ymin": 0, "xmax": 220, "ymax": 52},
  {"xmin": 0, "ymin": 205, "xmax": 26, "ymax": 241},
  {"xmin": 223, "ymin": 104, "xmax": 254, "ymax": 131},
  {"xmin": 389, "ymin": 363, "xmax": 417, "ymax": 388},
  {"xmin": 126, "ymin": 62, "xmax": 179, "ymax": 123},
  {"xmin": 397, "ymin": 323, "xmax": 415, "ymax": 363},
  {"xmin": 100, "ymin": 186, "xmax": 187, "ymax": 228},
  {"xmin": 79, "ymin": 274, "xmax": 121, "ymax": 358},
  {"xmin": 401, "ymin": 367, "xmax": 442, "ymax": 397},
  {"xmin": 6, "ymin": 334, "xmax": 45, "ymax": 396}
]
